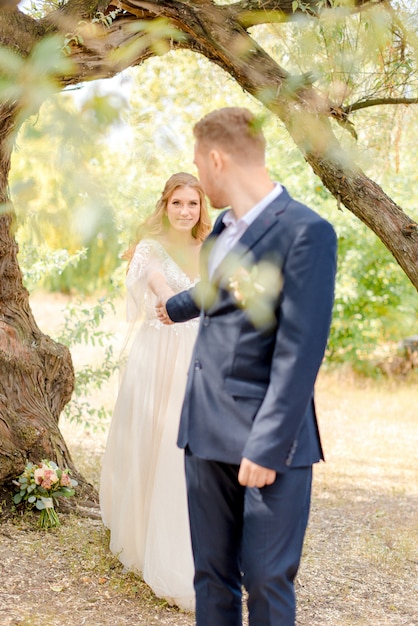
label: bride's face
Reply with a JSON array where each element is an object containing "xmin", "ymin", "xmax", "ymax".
[{"xmin": 166, "ymin": 186, "xmax": 201, "ymax": 234}]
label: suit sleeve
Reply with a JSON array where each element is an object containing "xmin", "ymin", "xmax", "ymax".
[
  {"xmin": 166, "ymin": 287, "xmax": 201, "ymax": 322},
  {"xmin": 242, "ymin": 218, "xmax": 337, "ymax": 473}
]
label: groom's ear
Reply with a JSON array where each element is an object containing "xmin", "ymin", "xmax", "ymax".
[{"xmin": 209, "ymin": 148, "xmax": 228, "ymax": 173}]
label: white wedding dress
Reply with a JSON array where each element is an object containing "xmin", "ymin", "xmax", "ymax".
[{"xmin": 100, "ymin": 239, "xmax": 198, "ymax": 611}]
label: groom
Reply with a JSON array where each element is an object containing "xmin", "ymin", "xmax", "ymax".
[{"xmin": 159, "ymin": 107, "xmax": 337, "ymax": 625}]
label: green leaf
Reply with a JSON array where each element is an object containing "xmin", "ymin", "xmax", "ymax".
[
  {"xmin": 28, "ymin": 495, "xmax": 36, "ymax": 504},
  {"xmin": 13, "ymin": 493, "xmax": 22, "ymax": 504},
  {"xmin": 30, "ymin": 35, "xmax": 74, "ymax": 77},
  {"xmin": 0, "ymin": 47, "xmax": 23, "ymax": 75},
  {"xmin": 53, "ymin": 488, "xmax": 75, "ymax": 498},
  {"xmin": 35, "ymin": 500, "xmax": 45, "ymax": 510}
]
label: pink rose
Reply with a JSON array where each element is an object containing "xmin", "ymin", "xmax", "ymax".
[
  {"xmin": 60, "ymin": 472, "xmax": 71, "ymax": 487},
  {"xmin": 35, "ymin": 468, "xmax": 59, "ymax": 489},
  {"xmin": 34, "ymin": 467, "xmax": 45, "ymax": 485}
]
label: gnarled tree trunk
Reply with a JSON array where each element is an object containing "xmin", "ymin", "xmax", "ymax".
[{"xmin": 0, "ymin": 103, "xmax": 93, "ymax": 501}]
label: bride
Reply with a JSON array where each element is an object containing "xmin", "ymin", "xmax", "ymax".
[{"xmin": 100, "ymin": 172, "xmax": 211, "ymax": 610}]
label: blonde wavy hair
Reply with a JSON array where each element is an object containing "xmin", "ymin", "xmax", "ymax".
[{"xmin": 124, "ymin": 172, "xmax": 211, "ymax": 264}]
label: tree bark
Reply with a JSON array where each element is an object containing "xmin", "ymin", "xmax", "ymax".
[{"xmin": 0, "ymin": 103, "xmax": 95, "ymax": 500}]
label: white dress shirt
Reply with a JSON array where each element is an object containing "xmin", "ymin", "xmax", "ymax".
[{"xmin": 208, "ymin": 183, "xmax": 283, "ymax": 278}]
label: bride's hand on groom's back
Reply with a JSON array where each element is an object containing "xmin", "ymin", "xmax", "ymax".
[{"xmin": 155, "ymin": 299, "xmax": 174, "ymax": 325}]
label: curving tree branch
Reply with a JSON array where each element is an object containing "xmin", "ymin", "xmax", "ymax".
[
  {"xmin": 344, "ymin": 96, "xmax": 418, "ymax": 113},
  {"xmin": 0, "ymin": 0, "xmax": 417, "ymax": 291},
  {"xmin": 232, "ymin": 0, "xmax": 387, "ymax": 25}
]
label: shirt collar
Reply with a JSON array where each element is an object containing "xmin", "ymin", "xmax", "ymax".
[{"xmin": 222, "ymin": 182, "xmax": 283, "ymax": 229}]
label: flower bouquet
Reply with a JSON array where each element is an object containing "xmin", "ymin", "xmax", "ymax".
[{"xmin": 13, "ymin": 460, "xmax": 78, "ymax": 529}]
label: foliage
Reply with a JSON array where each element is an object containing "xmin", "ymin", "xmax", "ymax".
[
  {"xmin": 268, "ymin": 150, "xmax": 417, "ymax": 375},
  {"xmin": 11, "ymin": 87, "xmax": 126, "ymax": 293},
  {"xmin": 10, "ymin": 43, "xmax": 417, "ymax": 380},
  {"xmin": 19, "ymin": 243, "xmax": 87, "ymax": 293},
  {"xmin": 328, "ymin": 213, "xmax": 417, "ymax": 375},
  {"xmin": 55, "ymin": 294, "xmax": 120, "ymax": 429},
  {"xmin": 276, "ymin": 3, "xmax": 416, "ymax": 100},
  {"xmin": 23, "ymin": 0, "xmax": 66, "ymax": 20},
  {"xmin": 12, "ymin": 460, "xmax": 77, "ymax": 528},
  {"xmin": 0, "ymin": 36, "xmax": 74, "ymax": 134},
  {"xmin": 11, "ymin": 50, "xmax": 253, "ymax": 294},
  {"xmin": 260, "ymin": 100, "xmax": 417, "ymax": 375}
]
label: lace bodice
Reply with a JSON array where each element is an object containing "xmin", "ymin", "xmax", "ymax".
[{"xmin": 126, "ymin": 239, "xmax": 199, "ymax": 323}]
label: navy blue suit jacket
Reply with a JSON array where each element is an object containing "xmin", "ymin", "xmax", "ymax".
[{"xmin": 166, "ymin": 188, "xmax": 337, "ymax": 473}]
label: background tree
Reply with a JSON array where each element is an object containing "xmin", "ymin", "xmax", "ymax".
[
  {"xmin": 10, "ymin": 52, "xmax": 416, "ymax": 379},
  {"xmin": 0, "ymin": 0, "xmax": 417, "ymax": 488}
]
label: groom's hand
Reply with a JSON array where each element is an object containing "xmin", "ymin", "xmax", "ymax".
[{"xmin": 238, "ymin": 458, "xmax": 276, "ymax": 488}]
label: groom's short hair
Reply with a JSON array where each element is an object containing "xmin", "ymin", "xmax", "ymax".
[{"xmin": 193, "ymin": 107, "xmax": 266, "ymax": 164}]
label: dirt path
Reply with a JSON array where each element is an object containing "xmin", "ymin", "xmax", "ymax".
[
  {"xmin": 1, "ymin": 463, "xmax": 417, "ymax": 626},
  {"xmin": 1, "ymin": 294, "xmax": 417, "ymax": 625},
  {"xmin": 0, "ymin": 517, "xmax": 195, "ymax": 626}
]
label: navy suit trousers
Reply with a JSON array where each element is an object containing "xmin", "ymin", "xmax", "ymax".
[{"xmin": 185, "ymin": 448, "xmax": 312, "ymax": 626}]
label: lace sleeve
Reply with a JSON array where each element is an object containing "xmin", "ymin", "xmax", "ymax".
[{"xmin": 125, "ymin": 239, "xmax": 163, "ymax": 321}]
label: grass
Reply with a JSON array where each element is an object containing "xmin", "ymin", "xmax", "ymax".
[{"xmin": 296, "ymin": 369, "xmax": 418, "ymax": 626}]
